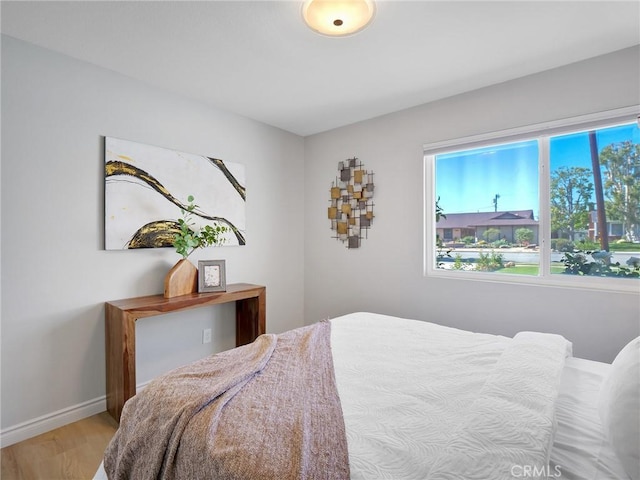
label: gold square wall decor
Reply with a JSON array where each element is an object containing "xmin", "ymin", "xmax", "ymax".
[{"xmin": 328, "ymin": 157, "xmax": 375, "ymax": 248}]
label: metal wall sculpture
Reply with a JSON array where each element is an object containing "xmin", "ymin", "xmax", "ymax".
[{"xmin": 328, "ymin": 157, "xmax": 375, "ymax": 248}]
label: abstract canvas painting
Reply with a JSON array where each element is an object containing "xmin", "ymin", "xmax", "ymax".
[{"xmin": 105, "ymin": 137, "xmax": 246, "ymax": 250}]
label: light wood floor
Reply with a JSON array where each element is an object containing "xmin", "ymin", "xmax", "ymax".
[{"xmin": 1, "ymin": 412, "xmax": 118, "ymax": 480}]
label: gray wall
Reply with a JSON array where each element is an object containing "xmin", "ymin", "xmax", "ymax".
[
  {"xmin": 2, "ymin": 35, "xmax": 639, "ymax": 445},
  {"xmin": 304, "ymin": 46, "xmax": 640, "ymax": 363},
  {"xmin": 1, "ymin": 36, "xmax": 305, "ymax": 435}
]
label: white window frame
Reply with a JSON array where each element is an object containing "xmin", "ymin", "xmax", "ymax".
[{"xmin": 423, "ymin": 106, "xmax": 640, "ymax": 294}]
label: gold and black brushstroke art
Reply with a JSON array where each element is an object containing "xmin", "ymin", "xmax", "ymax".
[
  {"xmin": 106, "ymin": 159, "xmax": 246, "ymax": 247},
  {"xmin": 208, "ymin": 157, "xmax": 246, "ymax": 201},
  {"xmin": 127, "ymin": 220, "xmax": 181, "ymax": 248}
]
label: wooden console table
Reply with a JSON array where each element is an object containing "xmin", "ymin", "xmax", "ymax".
[{"xmin": 105, "ymin": 283, "xmax": 266, "ymax": 422}]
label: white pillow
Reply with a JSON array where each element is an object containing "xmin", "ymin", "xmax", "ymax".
[{"xmin": 598, "ymin": 336, "xmax": 640, "ymax": 480}]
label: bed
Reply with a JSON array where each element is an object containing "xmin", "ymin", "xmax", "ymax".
[{"xmin": 95, "ymin": 312, "xmax": 639, "ymax": 480}]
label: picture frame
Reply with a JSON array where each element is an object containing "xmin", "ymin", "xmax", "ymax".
[{"xmin": 198, "ymin": 260, "xmax": 226, "ymax": 293}]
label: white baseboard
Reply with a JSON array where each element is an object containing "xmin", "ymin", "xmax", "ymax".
[
  {"xmin": 0, "ymin": 380, "xmax": 151, "ymax": 448},
  {"xmin": 1, "ymin": 381, "xmax": 153, "ymax": 448},
  {"xmin": 1, "ymin": 396, "xmax": 107, "ymax": 448}
]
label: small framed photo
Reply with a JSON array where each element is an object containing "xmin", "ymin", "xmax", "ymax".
[{"xmin": 198, "ymin": 260, "xmax": 226, "ymax": 293}]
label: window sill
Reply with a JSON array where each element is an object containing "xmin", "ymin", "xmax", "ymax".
[{"xmin": 425, "ymin": 267, "xmax": 640, "ymax": 295}]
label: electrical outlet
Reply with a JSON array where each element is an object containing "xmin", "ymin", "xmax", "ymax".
[{"xmin": 202, "ymin": 328, "xmax": 212, "ymax": 344}]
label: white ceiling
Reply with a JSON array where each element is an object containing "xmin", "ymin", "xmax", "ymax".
[{"xmin": 2, "ymin": 1, "xmax": 639, "ymax": 136}]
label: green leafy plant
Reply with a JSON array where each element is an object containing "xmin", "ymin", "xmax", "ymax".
[
  {"xmin": 452, "ymin": 253, "xmax": 464, "ymax": 270},
  {"xmin": 173, "ymin": 195, "xmax": 228, "ymax": 259},
  {"xmin": 491, "ymin": 239, "xmax": 511, "ymax": 248},
  {"xmin": 562, "ymin": 250, "xmax": 640, "ymax": 278},
  {"xmin": 475, "ymin": 250, "xmax": 504, "ymax": 272},
  {"xmin": 435, "ymin": 196, "xmax": 446, "ymax": 222},
  {"xmin": 482, "ymin": 228, "xmax": 501, "ymax": 243},
  {"xmin": 452, "ymin": 253, "xmax": 473, "ymax": 270},
  {"xmin": 553, "ymin": 238, "xmax": 575, "ymax": 252},
  {"xmin": 435, "ymin": 198, "xmax": 452, "ymax": 268},
  {"xmin": 575, "ymin": 239, "xmax": 600, "ymax": 251},
  {"xmin": 515, "ymin": 228, "xmax": 534, "ymax": 246}
]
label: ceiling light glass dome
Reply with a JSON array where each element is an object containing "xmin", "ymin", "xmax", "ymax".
[{"xmin": 302, "ymin": 0, "xmax": 376, "ymax": 37}]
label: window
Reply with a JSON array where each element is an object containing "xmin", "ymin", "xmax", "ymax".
[{"xmin": 424, "ymin": 108, "xmax": 640, "ymax": 292}]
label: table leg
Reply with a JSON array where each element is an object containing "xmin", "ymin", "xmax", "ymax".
[
  {"xmin": 105, "ymin": 305, "xmax": 136, "ymax": 422},
  {"xmin": 235, "ymin": 289, "xmax": 266, "ymax": 346}
]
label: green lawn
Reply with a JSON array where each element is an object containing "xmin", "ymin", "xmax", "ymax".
[
  {"xmin": 575, "ymin": 242, "xmax": 640, "ymax": 252},
  {"xmin": 609, "ymin": 242, "xmax": 640, "ymax": 252},
  {"xmin": 494, "ymin": 265, "xmax": 566, "ymax": 275}
]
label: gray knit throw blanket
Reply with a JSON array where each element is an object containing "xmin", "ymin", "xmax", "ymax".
[{"xmin": 104, "ymin": 320, "xmax": 350, "ymax": 480}]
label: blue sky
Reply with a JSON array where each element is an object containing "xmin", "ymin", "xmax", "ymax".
[{"xmin": 435, "ymin": 122, "xmax": 640, "ymax": 218}]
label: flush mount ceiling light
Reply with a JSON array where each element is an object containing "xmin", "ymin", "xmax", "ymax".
[{"xmin": 302, "ymin": 0, "xmax": 376, "ymax": 37}]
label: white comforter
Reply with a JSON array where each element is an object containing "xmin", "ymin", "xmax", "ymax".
[
  {"xmin": 96, "ymin": 312, "xmax": 571, "ymax": 480},
  {"xmin": 331, "ymin": 312, "xmax": 572, "ymax": 480}
]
